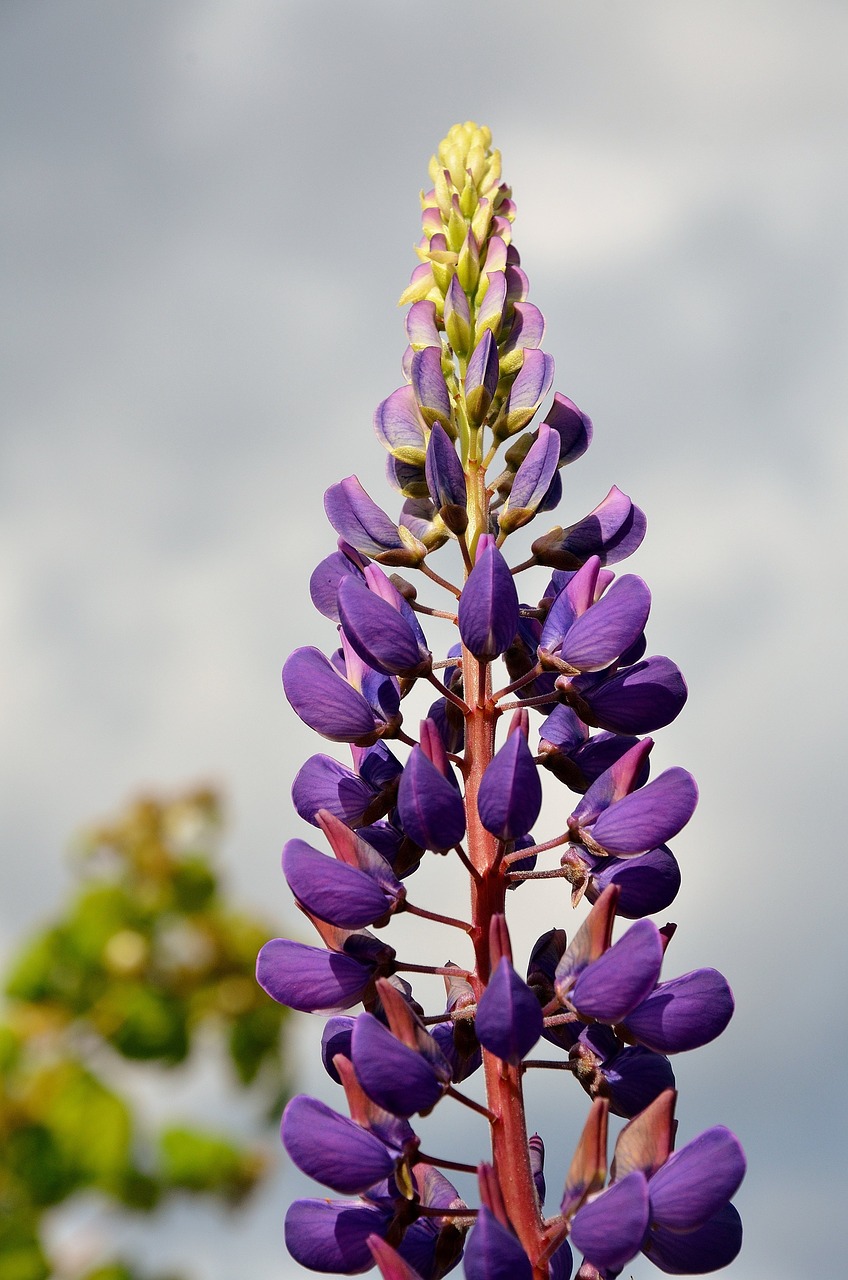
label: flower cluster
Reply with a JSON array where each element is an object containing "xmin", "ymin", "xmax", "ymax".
[{"xmin": 259, "ymin": 123, "xmax": 745, "ymax": 1279}]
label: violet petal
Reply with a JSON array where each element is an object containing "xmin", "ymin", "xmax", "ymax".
[
  {"xmin": 571, "ymin": 920, "xmax": 664, "ymax": 1023},
  {"xmin": 256, "ymin": 938, "xmax": 373, "ymax": 1014},
  {"xmin": 283, "ymin": 646, "xmax": 379, "ymax": 743},
  {"xmin": 284, "ymin": 1198, "xmax": 391, "ymax": 1274},
  {"xmin": 475, "ymin": 957, "xmax": 543, "ymax": 1064},
  {"xmin": 644, "ymin": 1203, "xmax": 743, "ymax": 1275},
  {"xmin": 622, "ymin": 968, "xmax": 735, "ymax": 1054},
  {"xmin": 477, "ymin": 730, "xmax": 542, "ymax": 840},
  {"xmin": 588, "ymin": 768, "xmax": 698, "ymax": 856},
  {"xmin": 569, "ymin": 1170, "xmax": 650, "ymax": 1272},
  {"xmin": 351, "ymin": 1014, "xmax": 447, "ymax": 1118},
  {"xmin": 281, "ymin": 1095, "xmax": 396, "ymax": 1194},
  {"xmin": 648, "ymin": 1126, "xmax": 746, "ymax": 1231},
  {"xmin": 458, "ymin": 537, "xmax": 519, "ymax": 660},
  {"xmin": 397, "ymin": 745, "xmax": 466, "ymax": 851},
  {"xmin": 463, "ymin": 1206, "xmax": 532, "ymax": 1280},
  {"xmin": 282, "ymin": 840, "xmax": 396, "ymax": 929}
]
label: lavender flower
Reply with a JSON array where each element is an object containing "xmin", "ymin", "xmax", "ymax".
[{"xmin": 261, "ymin": 122, "xmax": 745, "ymax": 1279}]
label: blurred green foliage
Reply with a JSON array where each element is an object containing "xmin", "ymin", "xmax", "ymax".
[{"xmin": 0, "ymin": 789, "xmax": 287, "ymax": 1280}]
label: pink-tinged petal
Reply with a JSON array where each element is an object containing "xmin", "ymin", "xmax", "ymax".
[
  {"xmin": 644, "ymin": 1203, "xmax": 743, "ymax": 1275},
  {"xmin": 464, "ymin": 1206, "xmax": 532, "ymax": 1280},
  {"xmin": 560, "ymin": 576, "xmax": 651, "ymax": 673},
  {"xmin": 397, "ymin": 745, "xmax": 466, "ymax": 851},
  {"xmin": 569, "ymin": 1171, "xmax": 650, "ymax": 1272},
  {"xmin": 475, "ymin": 957, "xmax": 543, "ymax": 1064},
  {"xmin": 611, "ymin": 1088, "xmax": 676, "ymax": 1182},
  {"xmin": 282, "ymin": 840, "xmax": 397, "ymax": 929},
  {"xmin": 571, "ymin": 920, "xmax": 664, "ymax": 1023},
  {"xmin": 477, "ymin": 730, "xmax": 542, "ymax": 840},
  {"xmin": 561, "ymin": 1097, "xmax": 609, "ymax": 1217},
  {"xmin": 339, "ymin": 577, "xmax": 430, "ymax": 678},
  {"xmin": 281, "ymin": 1095, "xmax": 396, "ymax": 1194},
  {"xmin": 285, "ymin": 1198, "xmax": 391, "ymax": 1274},
  {"xmin": 369, "ymin": 1237, "xmax": 426, "ymax": 1280},
  {"xmin": 283, "ymin": 646, "xmax": 379, "ymax": 743},
  {"xmin": 648, "ymin": 1126, "xmax": 746, "ymax": 1231},
  {"xmin": 622, "ymin": 968, "xmax": 735, "ymax": 1054},
  {"xmin": 577, "ymin": 656, "xmax": 688, "ymax": 734},
  {"xmin": 406, "ymin": 300, "xmax": 440, "ymax": 350},
  {"xmin": 589, "ymin": 768, "xmax": 698, "ymax": 856},
  {"xmin": 458, "ymin": 537, "xmax": 519, "ymax": 660},
  {"xmin": 543, "ymin": 394, "xmax": 593, "ymax": 466},
  {"xmin": 256, "ymin": 938, "xmax": 373, "ymax": 1014}
]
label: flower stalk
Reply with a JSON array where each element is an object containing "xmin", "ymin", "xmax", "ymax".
[{"xmin": 259, "ymin": 122, "xmax": 745, "ymax": 1280}]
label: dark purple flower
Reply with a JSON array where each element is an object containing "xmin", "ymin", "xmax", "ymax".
[
  {"xmin": 644, "ymin": 1203, "xmax": 743, "ymax": 1275},
  {"xmin": 477, "ymin": 714, "xmax": 542, "ymax": 841},
  {"xmin": 570, "ymin": 1170, "xmax": 650, "ymax": 1272},
  {"xmin": 621, "ymin": 967, "xmax": 735, "ymax": 1054},
  {"xmin": 582, "ymin": 844, "xmax": 681, "ymax": 918},
  {"xmin": 285, "ymin": 1198, "xmax": 394, "ymax": 1274},
  {"xmin": 325, "ymin": 476, "xmax": 427, "ymax": 567},
  {"xmin": 532, "ymin": 486, "xmax": 647, "ymax": 571},
  {"xmin": 542, "ymin": 393, "xmax": 593, "ymax": 466},
  {"xmin": 397, "ymin": 744, "xmax": 465, "ymax": 851},
  {"xmin": 475, "ymin": 957, "xmax": 543, "ymax": 1065},
  {"xmin": 351, "ymin": 1012, "xmax": 451, "ymax": 1118},
  {"xmin": 464, "ymin": 1207, "xmax": 532, "ymax": 1280},
  {"xmin": 571, "ymin": 1026, "xmax": 676, "ymax": 1119},
  {"xmin": 256, "ymin": 936, "xmax": 392, "ymax": 1015},
  {"xmin": 338, "ymin": 575, "xmax": 431, "ymax": 678},
  {"xmin": 563, "ymin": 655, "xmax": 688, "ymax": 735},
  {"xmin": 458, "ymin": 536, "xmax": 519, "ymax": 660}
]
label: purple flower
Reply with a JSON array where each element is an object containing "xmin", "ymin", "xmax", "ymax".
[
  {"xmin": 458, "ymin": 536, "xmax": 519, "ymax": 660},
  {"xmin": 477, "ymin": 713, "xmax": 542, "ymax": 841},
  {"xmin": 475, "ymin": 956, "xmax": 543, "ymax": 1065}
]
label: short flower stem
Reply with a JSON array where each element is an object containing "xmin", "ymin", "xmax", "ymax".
[
  {"xmin": 522, "ymin": 1060, "xmax": 578, "ymax": 1072},
  {"xmin": 502, "ymin": 832, "xmax": 569, "ymax": 866},
  {"xmin": 395, "ymin": 962, "xmax": 472, "ymax": 978},
  {"xmin": 510, "ymin": 555, "xmax": 538, "ymax": 576},
  {"xmin": 445, "ymin": 1085, "xmax": 496, "ymax": 1122},
  {"xmin": 416, "ymin": 1151, "xmax": 480, "ymax": 1175},
  {"xmin": 404, "ymin": 902, "xmax": 474, "ymax": 933},
  {"xmin": 419, "ymin": 562, "xmax": 462, "ymax": 598},
  {"xmin": 507, "ymin": 867, "xmax": 571, "ymax": 883},
  {"xmin": 490, "ymin": 664, "xmax": 544, "ymax": 702},
  {"xmin": 426, "ymin": 670, "xmax": 470, "ymax": 713}
]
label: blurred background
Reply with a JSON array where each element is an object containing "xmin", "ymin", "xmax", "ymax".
[{"xmin": 2, "ymin": 2, "xmax": 846, "ymax": 1277}]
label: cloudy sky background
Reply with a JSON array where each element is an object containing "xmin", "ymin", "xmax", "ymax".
[{"xmin": 2, "ymin": 2, "xmax": 846, "ymax": 1277}]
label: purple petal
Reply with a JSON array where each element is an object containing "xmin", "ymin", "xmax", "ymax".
[
  {"xmin": 542, "ymin": 394, "xmax": 593, "ymax": 466},
  {"xmin": 458, "ymin": 537, "xmax": 519, "ymax": 660},
  {"xmin": 281, "ymin": 1095, "xmax": 396, "ymax": 1194},
  {"xmin": 649, "ymin": 1126, "xmax": 746, "ymax": 1231},
  {"xmin": 572, "ymin": 920, "xmax": 664, "ymax": 1023},
  {"xmin": 412, "ymin": 347, "xmax": 452, "ymax": 427},
  {"xmin": 570, "ymin": 738, "xmax": 654, "ymax": 829},
  {"xmin": 256, "ymin": 938, "xmax": 373, "ymax": 1014},
  {"xmin": 292, "ymin": 754, "xmax": 376, "ymax": 827},
  {"xmin": 325, "ymin": 476, "xmax": 413, "ymax": 560},
  {"xmin": 464, "ymin": 1206, "xmax": 532, "ymax": 1280},
  {"xmin": 477, "ymin": 730, "xmax": 542, "ymax": 841},
  {"xmin": 397, "ymin": 745, "xmax": 466, "ymax": 851},
  {"xmin": 569, "ymin": 1171, "xmax": 650, "ymax": 1272},
  {"xmin": 374, "ymin": 385, "xmax": 427, "ymax": 465},
  {"xmin": 477, "ymin": 270, "xmax": 507, "ymax": 336},
  {"xmin": 285, "ymin": 1198, "xmax": 391, "ymax": 1274},
  {"xmin": 503, "ymin": 301, "xmax": 546, "ymax": 352},
  {"xmin": 466, "ymin": 329, "xmax": 500, "ymax": 423},
  {"xmin": 494, "ymin": 349, "xmax": 555, "ymax": 438},
  {"xmin": 532, "ymin": 486, "xmax": 647, "ymax": 571},
  {"xmin": 599, "ymin": 1045, "xmax": 677, "ymax": 1120},
  {"xmin": 549, "ymin": 1240, "xmax": 573, "ymax": 1280},
  {"xmin": 351, "ymin": 1014, "xmax": 447, "ymax": 1117},
  {"xmin": 475, "ymin": 957, "xmax": 543, "ymax": 1064},
  {"xmin": 644, "ymin": 1203, "xmax": 743, "ymax": 1275},
  {"xmin": 425, "ymin": 422, "xmax": 467, "ymax": 511},
  {"xmin": 588, "ymin": 768, "xmax": 698, "ymax": 856},
  {"xmin": 560, "ymin": 576, "xmax": 651, "ymax": 673},
  {"xmin": 339, "ymin": 577, "xmax": 430, "ymax": 678},
  {"xmin": 283, "ymin": 840, "xmax": 397, "ymax": 929},
  {"xmin": 405, "ymin": 300, "xmax": 440, "ymax": 350},
  {"xmin": 283, "ymin": 647, "xmax": 379, "ymax": 744},
  {"xmin": 321, "ymin": 1016, "xmax": 354, "ymax": 1081},
  {"xmin": 586, "ymin": 845, "xmax": 681, "ymax": 919},
  {"xmin": 309, "ymin": 547, "xmax": 368, "ymax": 620},
  {"xmin": 369, "ymin": 1237, "xmax": 427, "ymax": 1280},
  {"xmin": 575, "ymin": 656, "xmax": 688, "ymax": 735},
  {"xmin": 622, "ymin": 968, "xmax": 735, "ymax": 1054},
  {"xmin": 501, "ymin": 424, "xmax": 561, "ymax": 532}
]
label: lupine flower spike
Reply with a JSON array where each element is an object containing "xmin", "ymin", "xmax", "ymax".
[{"xmin": 260, "ymin": 122, "xmax": 745, "ymax": 1278}]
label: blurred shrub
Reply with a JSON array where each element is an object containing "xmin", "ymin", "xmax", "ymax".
[{"xmin": 0, "ymin": 788, "xmax": 288, "ymax": 1280}]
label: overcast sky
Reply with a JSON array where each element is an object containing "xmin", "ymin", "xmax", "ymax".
[{"xmin": 2, "ymin": 3, "xmax": 846, "ymax": 1278}]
